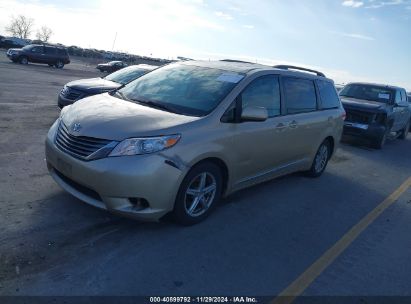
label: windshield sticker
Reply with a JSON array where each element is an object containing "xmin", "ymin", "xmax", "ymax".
[
  {"xmin": 217, "ymin": 73, "xmax": 244, "ymax": 83},
  {"xmin": 378, "ymin": 93, "xmax": 390, "ymax": 99}
]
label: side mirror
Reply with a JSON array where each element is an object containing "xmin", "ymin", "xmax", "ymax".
[{"xmin": 241, "ymin": 106, "xmax": 268, "ymax": 122}]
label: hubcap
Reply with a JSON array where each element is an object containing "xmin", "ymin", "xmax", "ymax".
[
  {"xmin": 314, "ymin": 145, "xmax": 328, "ymax": 173},
  {"xmin": 184, "ymin": 172, "xmax": 217, "ymax": 217}
]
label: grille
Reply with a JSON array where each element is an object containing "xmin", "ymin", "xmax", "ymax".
[
  {"xmin": 55, "ymin": 123, "xmax": 113, "ymax": 160},
  {"xmin": 54, "ymin": 169, "xmax": 102, "ymax": 202},
  {"xmin": 61, "ymin": 87, "xmax": 83, "ymax": 100},
  {"xmin": 345, "ymin": 109, "xmax": 373, "ymax": 124}
]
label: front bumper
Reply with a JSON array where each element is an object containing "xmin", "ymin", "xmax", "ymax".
[
  {"xmin": 6, "ymin": 53, "xmax": 18, "ymax": 61},
  {"xmin": 58, "ymin": 93, "xmax": 76, "ymax": 108},
  {"xmin": 343, "ymin": 121, "xmax": 385, "ymax": 140},
  {"xmin": 45, "ymin": 121, "xmax": 186, "ymax": 221}
]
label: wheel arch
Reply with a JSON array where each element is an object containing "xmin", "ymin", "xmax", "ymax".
[{"xmin": 189, "ymin": 157, "xmax": 230, "ymax": 196}]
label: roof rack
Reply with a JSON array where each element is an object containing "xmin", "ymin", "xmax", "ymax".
[
  {"xmin": 273, "ymin": 65, "xmax": 325, "ymax": 77},
  {"xmin": 220, "ymin": 59, "xmax": 254, "ymax": 64}
]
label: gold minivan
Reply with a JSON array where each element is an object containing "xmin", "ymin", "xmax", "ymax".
[{"xmin": 45, "ymin": 61, "xmax": 345, "ymax": 225}]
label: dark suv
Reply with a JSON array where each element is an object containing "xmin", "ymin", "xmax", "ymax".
[
  {"xmin": 6, "ymin": 44, "xmax": 70, "ymax": 68},
  {"xmin": 340, "ymin": 82, "xmax": 410, "ymax": 148},
  {"xmin": 96, "ymin": 61, "xmax": 127, "ymax": 73}
]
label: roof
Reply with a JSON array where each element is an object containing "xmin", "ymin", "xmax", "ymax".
[
  {"xmin": 180, "ymin": 60, "xmax": 329, "ymax": 80},
  {"xmin": 182, "ymin": 60, "xmax": 268, "ymax": 74},
  {"xmin": 127, "ymin": 64, "xmax": 158, "ymax": 71},
  {"xmin": 346, "ymin": 82, "xmax": 405, "ymax": 91}
]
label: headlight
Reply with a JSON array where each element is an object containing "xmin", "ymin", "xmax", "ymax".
[{"xmin": 109, "ymin": 135, "xmax": 181, "ymax": 156}]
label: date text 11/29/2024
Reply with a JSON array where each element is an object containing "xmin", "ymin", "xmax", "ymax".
[{"xmin": 149, "ymin": 297, "xmax": 258, "ymax": 303}]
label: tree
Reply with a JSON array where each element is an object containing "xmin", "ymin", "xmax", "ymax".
[
  {"xmin": 5, "ymin": 15, "xmax": 34, "ymax": 39},
  {"xmin": 36, "ymin": 26, "xmax": 53, "ymax": 42}
]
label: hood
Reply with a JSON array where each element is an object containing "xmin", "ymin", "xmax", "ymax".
[
  {"xmin": 61, "ymin": 93, "xmax": 200, "ymax": 141},
  {"xmin": 66, "ymin": 77, "xmax": 120, "ymax": 93},
  {"xmin": 340, "ymin": 97, "xmax": 386, "ymax": 111}
]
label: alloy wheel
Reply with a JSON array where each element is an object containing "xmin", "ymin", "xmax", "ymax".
[{"xmin": 184, "ymin": 172, "xmax": 217, "ymax": 217}]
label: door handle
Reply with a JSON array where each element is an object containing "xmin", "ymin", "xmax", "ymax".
[
  {"xmin": 289, "ymin": 120, "xmax": 298, "ymax": 129},
  {"xmin": 275, "ymin": 123, "xmax": 287, "ymax": 131}
]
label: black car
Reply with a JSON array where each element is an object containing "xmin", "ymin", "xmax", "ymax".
[
  {"xmin": 58, "ymin": 64, "xmax": 157, "ymax": 108},
  {"xmin": 340, "ymin": 83, "xmax": 410, "ymax": 149},
  {"xmin": 6, "ymin": 44, "xmax": 70, "ymax": 68},
  {"xmin": 96, "ymin": 61, "xmax": 127, "ymax": 73}
]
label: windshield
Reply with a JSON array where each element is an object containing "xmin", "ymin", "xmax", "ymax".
[
  {"xmin": 105, "ymin": 66, "xmax": 149, "ymax": 85},
  {"xmin": 118, "ymin": 64, "xmax": 243, "ymax": 116},
  {"xmin": 340, "ymin": 84, "xmax": 394, "ymax": 103}
]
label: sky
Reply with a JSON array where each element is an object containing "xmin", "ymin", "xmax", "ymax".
[{"xmin": 0, "ymin": 0, "xmax": 410, "ymax": 90}]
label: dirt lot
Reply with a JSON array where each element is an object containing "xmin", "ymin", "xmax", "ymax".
[{"xmin": 0, "ymin": 50, "xmax": 411, "ymax": 300}]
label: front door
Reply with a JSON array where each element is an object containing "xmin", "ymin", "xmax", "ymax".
[{"xmin": 226, "ymin": 74, "xmax": 292, "ymax": 187}]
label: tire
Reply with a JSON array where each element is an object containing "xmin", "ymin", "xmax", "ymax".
[
  {"xmin": 173, "ymin": 162, "xmax": 223, "ymax": 225},
  {"xmin": 371, "ymin": 124, "xmax": 391, "ymax": 149},
  {"xmin": 399, "ymin": 122, "xmax": 410, "ymax": 140},
  {"xmin": 19, "ymin": 56, "xmax": 28, "ymax": 64},
  {"xmin": 55, "ymin": 60, "xmax": 64, "ymax": 69},
  {"xmin": 305, "ymin": 140, "xmax": 331, "ymax": 178}
]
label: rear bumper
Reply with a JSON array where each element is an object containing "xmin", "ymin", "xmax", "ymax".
[{"xmin": 343, "ymin": 122, "xmax": 385, "ymax": 140}]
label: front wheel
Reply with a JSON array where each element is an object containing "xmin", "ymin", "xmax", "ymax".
[
  {"xmin": 19, "ymin": 56, "xmax": 28, "ymax": 64},
  {"xmin": 399, "ymin": 122, "xmax": 410, "ymax": 140},
  {"xmin": 173, "ymin": 162, "xmax": 222, "ymax": 225},
  {"xmin": 371, "ymin": 125, "xmax": 390, "ymax": 149},
  {"xmin": 305, "ymin": 140, "xmax": 331, "ymax": 178}
]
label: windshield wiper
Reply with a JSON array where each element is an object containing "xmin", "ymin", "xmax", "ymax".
[{"xmin": 132, "ymin": 99, "xmax": 180, "ymax": 114}]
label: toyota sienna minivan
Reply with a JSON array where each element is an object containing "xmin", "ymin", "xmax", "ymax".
[{"xmin": 45, "ymin": 60, "xmax": 345, "ymax": 225}]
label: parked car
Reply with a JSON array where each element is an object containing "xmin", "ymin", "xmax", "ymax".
[
  {"xmin": 58, "ymin": 64, "xmax": 158, "ymax": 108},
  {"xmin": 6, "ymin": 44, "xmax": 70, "ymax": 68},
  {"xmin": 45, "ymin": 61, "xmax": 344, "ymax": 225},
  {"xmin": 96, "ymin": 61, "xmax": 127, "ymax": 73},
  {"xmin": 335, "ymin": 84, "xmax": 344, "ymax": 92},
  {"xmin": 340, "ymin": 83, "xmax": 410, "ymax": 149}
]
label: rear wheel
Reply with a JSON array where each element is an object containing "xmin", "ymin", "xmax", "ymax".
[
  {"xmin": 399, "ymin": 122, "xmax": 410, "ymax": 140},
  {"xmin": 19, "ymin": 56, "xmax": 28, "ymax": 64},
  {"xmin": 173, "ymin": 162, "xmax": 222, "ymax": 225},
  {"xmin": 305, "ymin": 140, "xmax": 331, "ymax": 178},
  {"xmin": 55, "ymin": 60, "xmax": 64, "ymax": 69}
]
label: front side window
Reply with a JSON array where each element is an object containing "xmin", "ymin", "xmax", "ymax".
[
  {"xmin": 118, "ymin": 64, "xmax": 243, "ymax": 116},
  {"xmin": 340, "ymin": 84, "xmax": 394, "ymax": 103},
  {"xmin": 31, "ymin": 46, "xmax": 42, "ymax": 53},
  {"xmin": 241, "ymin": 75, "xmax": 281, "ymax": 117},
  {"xmin": 317, "ymin": 80, "xmax": 340, "ymax": 109},
  {"xmin": 105, "ymin": 66, "xmax": 149, "ymax": 85},
  {"xmin": 283, "ymin": 77, "xmax": 317, "ymax": 114}
]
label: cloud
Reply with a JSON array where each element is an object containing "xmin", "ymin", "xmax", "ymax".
[
  {"xmin": 242, "ymin": 25, "xmax": 255, "ymax": 29},
  {"xmin": 330, "ymin": 31, "xmax": 375, "ymax": 40},
  {"xmin": 365, "ymin": 0, "xmax": 408, "ymax": 8},
  {"xmin": 342, "ymin": 0, "xmax": 364, "ymax": 8},
  {"xmin": 214, "ymin": 11, "xmax": 233, "ymax": 20}
]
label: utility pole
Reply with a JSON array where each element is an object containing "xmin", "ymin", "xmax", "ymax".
[{"xmin": 112, "ymin": 32, "xmax": 117, "ymax": 51}]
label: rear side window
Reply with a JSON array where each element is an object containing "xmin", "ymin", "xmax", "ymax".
[
  {"xmin": 317, "ymin": 80, "xmax": 340, "ymax": 109},
  {"xmin": 45, "ymin": 47, "xmax": 56, "ymax": 54},
  {"xmin": 57, "ymin": 48, "xmax": 67, "ymax": 55},
  {"xmin": 283, "ymin": 77, "xmax": 317, "ymax": 114},
  {"xmin": 241, "ymin": 75, "xmax": 281, "ymax": 117}
]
